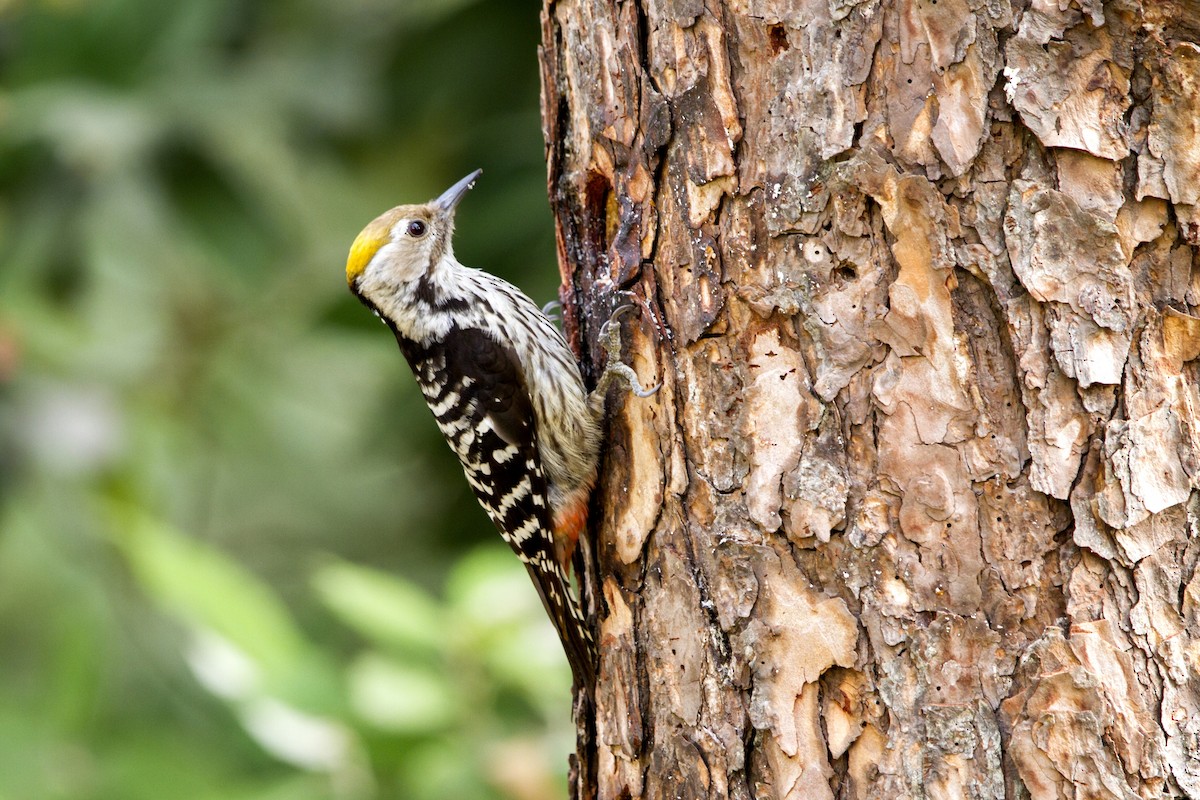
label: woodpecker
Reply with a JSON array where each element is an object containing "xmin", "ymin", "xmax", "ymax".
[{"xmin": 344, "ymin": 170, "xmax": 655, "ymax": 687}]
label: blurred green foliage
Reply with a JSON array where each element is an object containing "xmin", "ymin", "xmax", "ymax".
[{"xmin": 0, "ymin": 0, "xmax": 573, "ymax": 798}]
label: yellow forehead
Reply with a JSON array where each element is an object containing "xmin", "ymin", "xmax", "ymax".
[{"xmin": 345, "ymin": 212, "xmax": 398, "ymax": 285}]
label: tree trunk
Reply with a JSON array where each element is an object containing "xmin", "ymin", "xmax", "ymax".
[{"xmin": 538, "ymin": 2, "xmax": 1200, "ymax": 798}]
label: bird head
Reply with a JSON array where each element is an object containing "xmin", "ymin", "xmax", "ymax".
[{"xmin": 345, "ymin": 169, "xmax": 481, "ymax": 295}]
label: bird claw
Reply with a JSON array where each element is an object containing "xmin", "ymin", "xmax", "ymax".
[{"xmin": 597, "ymin": 304, "xmax": 634, "ymax": 342}]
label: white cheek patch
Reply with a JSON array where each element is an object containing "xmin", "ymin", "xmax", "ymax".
[{"xmin": 364, "ymin": 238, "xmax": 430, "ymax": 286}]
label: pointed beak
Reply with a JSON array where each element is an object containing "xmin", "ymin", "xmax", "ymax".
[{"xmin": 432, "ymin": 169, "xmax": 483, "ymax": 213}]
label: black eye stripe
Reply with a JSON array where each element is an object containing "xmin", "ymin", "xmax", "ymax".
[{"xmin": 407, "ymin": 220, "xmax": 427, "ymax": 237}]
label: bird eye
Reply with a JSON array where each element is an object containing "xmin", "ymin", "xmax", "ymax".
[{"xmin": 406, "ymin": 220, "xmax": 427, "ymax": 237}]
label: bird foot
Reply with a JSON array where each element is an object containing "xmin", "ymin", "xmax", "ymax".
[{"xmin": 595, "ymin": 304, "xmax": 660, "ymax": 399}]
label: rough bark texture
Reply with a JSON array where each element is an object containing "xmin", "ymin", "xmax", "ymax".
[{"xmin": 538, "ymin": 2, "xmax": 1200, "ymax": 798}]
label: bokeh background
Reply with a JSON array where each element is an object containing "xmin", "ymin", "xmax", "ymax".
[{"xmin": 0, "ymin": 1, "xmax": 574, "ymax": 798}]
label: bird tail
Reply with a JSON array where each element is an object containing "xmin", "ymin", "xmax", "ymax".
[{"xmin": 524, "ymin": 561, "xmax": 596, "ymax": 691}]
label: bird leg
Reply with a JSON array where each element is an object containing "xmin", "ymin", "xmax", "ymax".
[{"xmin": 590, "ymin": 304, "xmax": 660, "ymax": 413}]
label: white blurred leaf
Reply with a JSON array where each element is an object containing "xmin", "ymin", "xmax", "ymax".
[{"xmin": 347, "ymin": 653, "xmax": 455, "ymax": 734}]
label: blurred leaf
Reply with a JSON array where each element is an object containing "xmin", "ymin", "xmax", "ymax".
[
  {"xmin": 236, "ymin": 697, "xmax": 359, "ymax": 775},
  {"xmin": 313, "ymin": 559, "xmax": 445, "ymax": 656},
  {"xmin": 484, "ymin": 621, "xmax": 570, "ymax": 706},
  {"xmin": 108, "ymin": 504, "xmax": 305, "ymax": 684},
  {"xmin": 444, "ymin": 544, "xmax": 543, "ymax": 630},
  {"xmin": 445, "ymin": 545, "xmax": 571, "ymax": 706},
  {"xmin": 347, "ymin": 653, "xmax": 456, "ymax": 734},
  {"xmin": 399, "ymin": 740, "xmax": 494, "ymax": 800}
]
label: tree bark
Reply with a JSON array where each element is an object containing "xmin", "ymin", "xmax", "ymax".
[{"xmin": 538, "ymin": 2, "xmax": 1200, "ymax": 798}]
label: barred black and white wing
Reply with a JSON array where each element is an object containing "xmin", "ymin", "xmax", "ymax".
[{"xmin": 398, "ymin": 327, "xmax": 595, "ymax": 685}]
